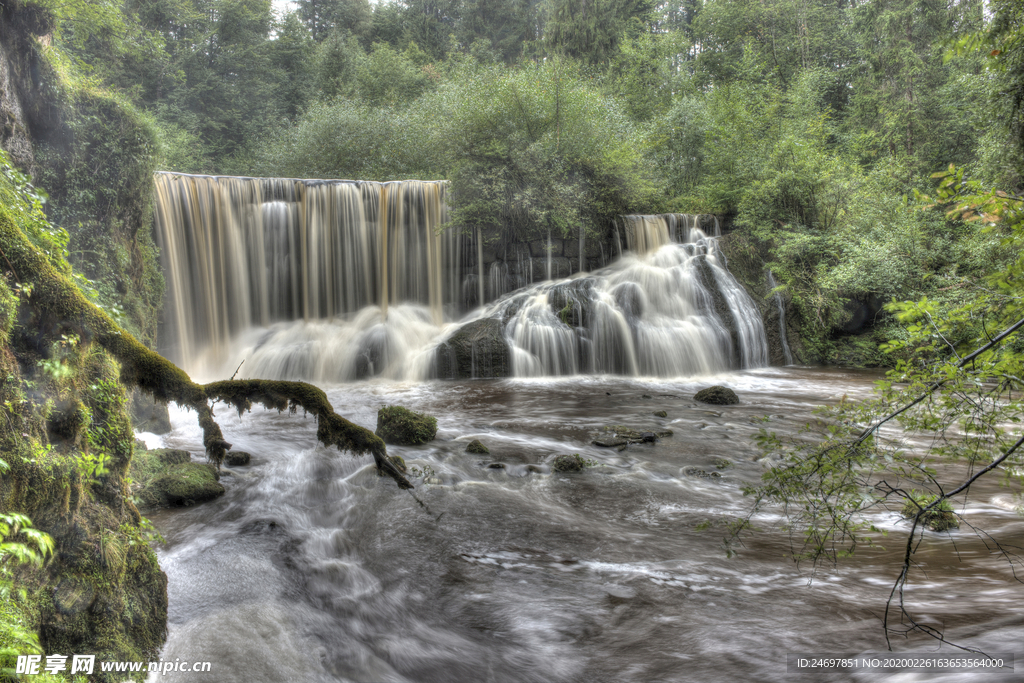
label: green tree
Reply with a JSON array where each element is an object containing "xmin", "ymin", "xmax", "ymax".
[
  {"xmin": 296, "ymin": 0, "xmax": 372, "ymax": 43},
  {"xmin": 846, "ymin": 0, "xmax": 984, "ymax": 172},
  {"xmin": 457, "ymin": 0, "xmax": 541, "ymax": 63},
  {"xmin": 543, "ymin": 0, "xmax": 656, "ymax": 64}
]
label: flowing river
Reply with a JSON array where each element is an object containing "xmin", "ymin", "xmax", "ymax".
[{"xmin": 142, "ymin": 368, "xmax": 1023, "ymax": 683}]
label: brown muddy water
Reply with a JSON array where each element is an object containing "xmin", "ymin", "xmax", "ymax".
[{"xmin": 142, "ymin": 367, "xmax": 1023, "ymax": 682}]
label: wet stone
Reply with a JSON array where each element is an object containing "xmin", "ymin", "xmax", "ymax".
[
  {"xmin": 466, "ymin": 439, "xmax": 490, "ymax": 454},
  {"xmin": 604, "ymin": 584, "xmax": 637, "ymax": 603},
  {"xmin": 693, "ymin": 386, "xmax": 739, "ymax": 405},
  {"xmin": 224, "ymin": 450, "xmax": 251, "ymax": 467},
  {"xmin": 653, "ymin": 410, "xmax": 668, "ymax": 418},
  {"xmin": 486, "ymin": 462, "xmax": 506, "ymax": 469},
  {"xmin": 593, "ymin": 437, "xmax": 627, "ymax": 448},
  {"xmin": 553, "ymin": 454, "xmax": 587, "ymax": 472}
]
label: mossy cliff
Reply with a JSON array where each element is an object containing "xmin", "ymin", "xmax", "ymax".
[
  {"xmin": 717, "ymin": 230, "xmax": 893, "ymax": 367},
  {"xmin": 0, "ymin": 0, "xmax": 163, "ymax": 347},
  {"xmin": 0, "ymin": 169, "xmax": 167, "ymax": 676}
]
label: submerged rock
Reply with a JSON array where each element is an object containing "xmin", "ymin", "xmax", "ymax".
[
  {"xmin": 552, "ymin": 454, "xmax": 588, "ymax": 472},
  {"xmin": 466, "ymin": 439, "xmax": 490, "ymax": 454},
  {"xmin": 693, "ymin": 386, "xmax": 739, "ymax": 405},
  {"xmin": 375, "ymin": 405, "xmax": 438, "ymax": 445},
  {"xmin": 435, "ymin": 318, "xmax": 511, "ymax": 379},
  {"xmin": 685, "ymin": 468, "xmax": 722, "ymax": 479},
  {"xmin": 224, "ymin": 450, "xmax": 251, "ymax": 466},
  {"xmin": 599, "ymin": 426, "xmax": 673, "ymax": 445},
  {"xmin": 653, "ymin": 410, "xmax": 668, "ymax": 418}
]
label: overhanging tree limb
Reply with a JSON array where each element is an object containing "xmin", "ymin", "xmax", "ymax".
[{"xmin": 854, "ymin": 314, "xmax": 1024, "ymax": 444}]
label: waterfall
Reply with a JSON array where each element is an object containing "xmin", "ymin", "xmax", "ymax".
[
  {"xmin": 154, "ymin": 173, "xmax": 457, "ymax": 374},
  {"xmin": 766, "ymin": 270, "xmax": 794, "ymax": 365},
  {"xmin": 155, "ymin": 176, "xmax": 768, "ymax": 381}
]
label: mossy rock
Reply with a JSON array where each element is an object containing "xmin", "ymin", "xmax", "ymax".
[
  {"xmin": 693, "ymin": 386, "xmax": 739, "ymax": 405},
  {"xmin": 375, "ymin": 405, "xmax": 438, "ymax": 446},
  {"xmin": 902, "ymin": 497, "xmax": 959, "ymax": 532},
  {"xmin": 137, "ymin": 462, "xmax": 224, "ymax": 508},
  {"xmin": 466, "ymin": 439, "xmax": 489, "ymax": 454},
  {"xmin": 552, "ymin": 454, "xmax": 587, "ymax": 472},
  {"xmin": 224, "ymin": 450, "xmax": 251, "ymax": 466},
  {"xmin": 653, "ymin": 410, "xmax": 668, "ymax": 418}
]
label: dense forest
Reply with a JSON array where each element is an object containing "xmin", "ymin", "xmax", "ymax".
[
  {"xmin": 3, "ymin": 0, "xmax": 1024, "ymax": 679},
  {"xmin": 24, "ymin": 0, "xmax": 1023, "ymax": 364}
]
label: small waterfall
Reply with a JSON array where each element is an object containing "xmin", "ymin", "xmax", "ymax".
[
  {"xmin": 546, "ymin": 228, "xmax": 552, "ymax": 281},
  {"xmin": 766, "ymin": 270, "xmax": 794, "ymax": 365},
  {"xmin": 452, "ymin": 225, "xmax": 768, "ymax": 379}
]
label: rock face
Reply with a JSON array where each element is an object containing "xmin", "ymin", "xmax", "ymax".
[
  {"xmin": 694, "ymin": 386, "xmax": 739, "ymax": 405},
  {"xmin": 693, "ymin": 254, "xmax": 741, "ymax": 368},
  {"xmin": 547, "ymin": 278, "xmax": 596, "ymax": 328},
  {"xmin": 375, "ymin": 405, "xmax": 438, "ymax": 445},
  {"xmin": 435, "ymin": 318, "xmax": 511, "ymax": 379},
  {"xmin": 131, "ymin": 449, "xmax": 225, "ymax": 508}
]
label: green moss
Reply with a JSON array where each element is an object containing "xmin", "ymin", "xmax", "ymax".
[
  {"xmin": 466, "ymin": 439, "xmax": 489, "ymax": 454},
  {"xmin": 902, "ymin": 494, "xmax": 959, "ymax": 532},
  {"xmin": 552, "ymin": 453, "xmax": 587, "ymax": 472},
  {"xmin": 375, "ymin": 405, "xmax": 438, "ymax": 446}
]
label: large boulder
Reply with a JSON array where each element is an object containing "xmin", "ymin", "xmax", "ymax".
[
  {"xmin": 375, "ymin": 405, "xmax": 438, "ymax": 445},
  {"xmin": 435, "ymin": 318, "xmax": 511, "ymax": 379},
  {"xmin": 694, "ymin": 385, "xmax": 739, "ymax": 405},
  {"xmin": 132, "ymin": 448, "xmax": 225, "ymax": 509}
]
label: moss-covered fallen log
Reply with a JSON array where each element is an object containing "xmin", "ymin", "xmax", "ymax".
[{"xmin": 0, "ymin": 208, "xmax": 412, "ymax": 489}]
